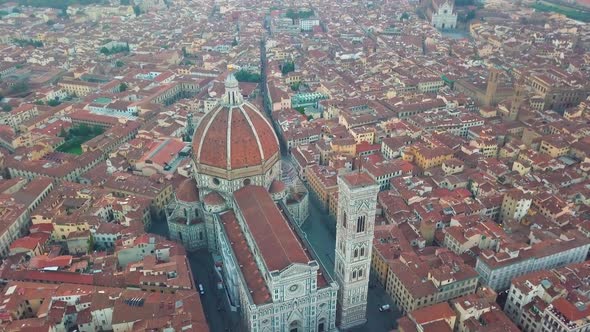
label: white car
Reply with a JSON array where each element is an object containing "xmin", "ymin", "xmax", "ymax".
[{"xmin": 198, "ymin": 284, "xmax": 205, "ymax": 295}]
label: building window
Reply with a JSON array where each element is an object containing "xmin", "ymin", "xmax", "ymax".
[
  {"xmin": 360, "ymin": 247, "xmax": 365, "ymax": 257},
  {"xmin": 343, "ymin": 212, "xmax": 347, "ymax": 228},
  {"xmin": 354, "ymin": 248, "xmax": 358, "ymax": 258},
  {"xmin": 356, "ymin": 216, "xmax": 366, "ymax": 233}
]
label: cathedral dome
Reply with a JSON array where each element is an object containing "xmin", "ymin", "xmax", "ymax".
[{"xmin": 192, "ymin": 72, "xmax": 280, "ymax": 181}]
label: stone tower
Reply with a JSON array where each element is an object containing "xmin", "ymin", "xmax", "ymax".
[
  {"xmin": 484, "ymin": 66, "xmax": 501, "ymax": 107},
  {"xmin": 509, "ymin": 79, "xmax": 525, "ymax": 121},
  {"xmin": 334, "ymin": 171, "xmax": 379, "ymax": 330}
]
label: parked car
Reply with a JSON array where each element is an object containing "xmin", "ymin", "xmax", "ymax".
[
  {"xmin": 198, "ymin": 284, "xmax": 205, "ymax": 295},
  {"xmin": 379, "ymin": 304, "xmax": 391, "ymax": 312}
]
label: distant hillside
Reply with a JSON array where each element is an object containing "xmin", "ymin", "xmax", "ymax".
[
  {"xmin": 532, "ymin": 0, "xmax": 590, "ymax": 22},
  {"xmin": 0, "ymin": 0, "xmax": 106, "ymax": 10}
]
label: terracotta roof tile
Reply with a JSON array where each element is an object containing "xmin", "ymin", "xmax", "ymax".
[{"xmin": 233, "ymin": 186, "xmax": 310, "ymax": 272}]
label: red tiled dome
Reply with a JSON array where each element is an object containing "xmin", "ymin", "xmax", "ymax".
[
  {"xmin": 176, "ymin": 178, "xmax": 199, "ymax": 203},
  {"xmin": 269, "ymin": 179, "xmax": 286, "ymax": 194},
  {"xmin": 192, "ymin": 102, "xmax": 279, "ymax": 172}
]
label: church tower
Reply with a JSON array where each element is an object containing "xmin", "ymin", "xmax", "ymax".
[
  {"xmin": 509, "ymin": 79, "xmax": 525, "ymax": 121},
  {"xmin": 334, "ymin": 171, "xmax": 379, "ymax": 330},
  {"xmin": 484, "ymin": 66, "xmax": 501, "ymax": 107}
]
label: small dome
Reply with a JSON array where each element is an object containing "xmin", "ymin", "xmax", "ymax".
[
  {"xmin": 202, "ymin": 191, "xmax": 225, "ymax": 207},
  {"xmin": 176, "ymin": 178, "xmax": 199, "ymax": 203},
  {"xmin": 269, "ymin": 179, "xmax": 286, "ymax": 194}
]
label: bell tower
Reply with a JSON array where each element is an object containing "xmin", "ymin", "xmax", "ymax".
[
  {"xmin": 334, "ymin": 171, "xmax": 379, "ymax": 330},
  {"xmin": 509, "ymin": 79, "xmax": 525, "ymax": 121},
  {"xmin": 484, "ymin": 66, "xmax": 501, "ymax": 107}
]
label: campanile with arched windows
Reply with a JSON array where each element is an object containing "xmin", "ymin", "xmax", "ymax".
[{"xmin": 334, "ymin": 171, "xmax": 379, "ymax": 330}]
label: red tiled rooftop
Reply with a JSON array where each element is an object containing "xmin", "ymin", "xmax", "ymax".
[
  {"xmin": 10, "ymin": 236, "xmax": 43, "ymax": 251},
  {"xmin": 143, "ymin": 139, "xmax": 186, "ymax": 166},
  {"xmin": 410, "ymin": 302, "xmax": 456, "ymax": 325},
  {"xmin": 219, "ymin": 211, "xmax": 271, "ymax": 305},
  {"xmin": 341, "ymin": 171, "xmax": 377, "ymax": 188},
  {"xmin": 29, "ymin": 255, "xmax": 73, "ymax": 269},
  {"xmin": 15, "ymin": 270, "xmax": 94, "ymax": 285},
  {"xmin": 233, "ymin": 186, "xmax": 310, "ymax": 272},
  {"xmin": 551, "ymin": 297, "xmax": 590, "ymax": 322}
]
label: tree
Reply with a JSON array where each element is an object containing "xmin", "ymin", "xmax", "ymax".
[
  {"xmin": 232, "ymin": 37, "xmax": 238, "ymax": 46},
  {"xmin": 281, "ymin": 61, "xmax": 295, "ymax": 75},
  {"xmin": 87, "ymin": 234, "xmax": 94, "ymax": 251},
  {"xmin": 9, "ymin": 80, "xmax": 29, "ymax": 94},
  {"xmin": 34, "ymin": 100, "xmax": 45, "ymax": 105},
  {"xmin": 1, "ymin": 104, "xmax": 11, "ymax": 112},
  {"xmin": 119, "ymin": 83, "xmax": 128, "ymax": 92},
  {"xmin": 100, "ymin": 46, "xmax": 110, "ymax": 55},
  {"xmin": 234, "ymin": 69, "xmax": 261, "ymax": 83},
  {"xmin": 133, "ymin": 5, "xmax": 141, "ymax": 16},
  {"xmin": 120, "ymin": 0, "xmax": 130, "ymax": 4},
  {"xmin": 115, "ymin": 60, "xmax": 124, "ymax": 67},
  {"xmin": 47, "ymin": 99, "xmax": 61, "ymax": 107},
  {"xmin": 286, "ymin": 8, "xmax": 297, "ymax": 21},
  {"xmin": 58, "ymin": 9, "xmax": 68, "ymax": 18},
  {"xmin": 400, "ymin": 12, "xmax": 410, "ymax": 21},
  {"xmin": 46, "ymin": 19, "xmax": 56, "ymax": 26}
]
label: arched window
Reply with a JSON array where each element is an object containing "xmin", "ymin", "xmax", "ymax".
[
  {"xmin": 360, "ymin": 247, "xmax": 365, "ymax": 257},
  {"xmin": 356, "ymin": 215, "xmax": 366, "ymax": 233},
  {"xmin": 354, "ymin": 248, "xmax": 358, "ymax": 258},
  {"xmin": 289, "ymin": 320, "xmax": 301, "ymax": 332},
  {"xmin": 343, "ymin": 212, "xmax": 347, "ymax": 228},
  {"xmin": 358, "ymin": 268, "xmax": 363, "ymax": 278},
  {"xmin": 352, "ymin": 270, "xmax": 357, "ymax": 279},
  {"xmin": 318, "ymin": 318, "xmax": 326, "ymax": 332}
]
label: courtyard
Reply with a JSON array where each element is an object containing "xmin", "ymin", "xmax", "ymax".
[{"xmin": 56, "ymin": 124, "xmax": 104, "ymax": 155}]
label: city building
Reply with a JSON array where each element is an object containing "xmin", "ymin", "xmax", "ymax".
[
  {"xmin": 476, "ymin": 230, "xmax": 590, "ymax": 291},
  {"xmin": 385, "ymin": 252, "xmax": 479, "ymax": 315},
  {"xmin": 499, "ymin": 188, "xmax": 533, "ymax": 222},
  {"xmin": 504, "ymin": 261, "xmax": 590, "ymax": 332}
]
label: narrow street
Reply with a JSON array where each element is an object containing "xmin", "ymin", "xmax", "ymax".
[
  {"xmin": 150, "ymin": 221, "xmax": 242, "ymax": 332},
  {"xmin": 188, "ymin": 250, "xmax": 242, "ymax": 332}
]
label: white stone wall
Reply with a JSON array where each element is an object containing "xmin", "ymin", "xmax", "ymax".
[
  {"xmin": 246, "ymin": 286, "xmax": 338, "ymax": 332},
  {"xmin": 195, "ymin": 159, "xmax": 281, "ymax": 197}
]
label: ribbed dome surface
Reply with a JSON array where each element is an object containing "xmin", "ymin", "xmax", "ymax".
[{"xmin": 192, "ymin": 102, "xmax": 279, "ymax": 172}]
